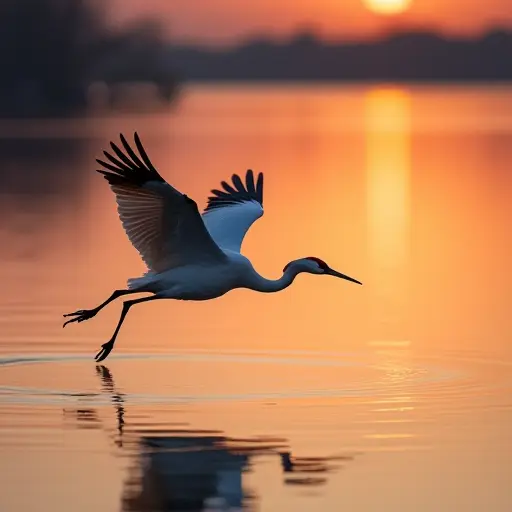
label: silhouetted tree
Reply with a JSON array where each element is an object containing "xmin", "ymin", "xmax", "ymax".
[{"xmin": 0, "ymin": 0, "xmax": 177, "ymax": 117}]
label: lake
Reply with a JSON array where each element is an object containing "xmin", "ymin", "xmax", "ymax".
[{"xmin": 0, "ymin": 84, "xmax": 511, "ymax": 511}]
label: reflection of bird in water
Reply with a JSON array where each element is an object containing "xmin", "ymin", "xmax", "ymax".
[
  {"xmin": 279, "ymin": 450, "xmax": 355, "ymax": 487},
  {"xmin": 91, "ymin": 366, "xmax": 259, "ymax": 511},
  {"xmin": 63, "ymin": 132, "xmax": 362, "ymax": 362},
  {"xmin": 62, "ymin": 365, "xmax": 126, "ymax": 447},
  {"xmin": 280, "ymin": 451, "xmax": 332, "ymax": 473},
  {"xmin": 96, "ymin": 365, "xmax": 125, "ymax": 447},
  {"xmin": 63, "ymin": 366, "xmax": 357, "ymax": 508}
]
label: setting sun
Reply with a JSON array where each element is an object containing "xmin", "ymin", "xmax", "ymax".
[{"xmin": 363, "ymin": 0, "xmax": 412, "ymax": 15}]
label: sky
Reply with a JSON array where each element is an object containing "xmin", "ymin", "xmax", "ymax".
[{"xmin": 107, "ymin": 0, "xmax": 512, "ymax": 46}]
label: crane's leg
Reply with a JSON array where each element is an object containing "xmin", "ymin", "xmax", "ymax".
[
  {"xmin": 95, "ymin": 295, "xmax": 160, "ymax": 363},
  {"xmin": 63, "ymin": 289, "xmax": 145, "ymax": 328}
]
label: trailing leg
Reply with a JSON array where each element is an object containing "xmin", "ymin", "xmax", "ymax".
[
  {"xmin": 95, "ymin": 295, "xmax": 160, "ymax": 362},
  {"xmin": 63, "ymin": 289, "xmax": 144, "ymax": 328}
]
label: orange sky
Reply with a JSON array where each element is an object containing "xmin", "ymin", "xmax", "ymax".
[{"xmin": 107, "ymin": 0, "xmax": 512, "ymax": 46}]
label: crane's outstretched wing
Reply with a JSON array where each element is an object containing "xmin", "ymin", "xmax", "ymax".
[
  {"xmin": 202, "ymin": 169, "xmax": 264, "ymax": 253},
  {"xmin": 96, "ymin": 133, "xmax": 226, "ymax": 273}
]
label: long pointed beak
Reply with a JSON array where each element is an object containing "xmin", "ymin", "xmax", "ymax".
[{"xmin": 327, "ymin": 269, "xmax": 362, "ymax": 285}]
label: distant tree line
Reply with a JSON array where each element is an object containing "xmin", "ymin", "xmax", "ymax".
[
  {"xmin": 167, "ymin": 28, "xmax": 512, "ymax": 82},
  {"xmin": 0, "ymin": 0, "xmax": 177, "ymax": 117}
]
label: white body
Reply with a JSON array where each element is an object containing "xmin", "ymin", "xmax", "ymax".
[{"xmin": 128, "ymin": 251, "xmax": 260, "ymax": 300}]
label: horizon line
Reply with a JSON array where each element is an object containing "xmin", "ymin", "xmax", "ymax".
[{"xmin": 165, "ymin": 24, "xmax": 512, "ymax": 50}]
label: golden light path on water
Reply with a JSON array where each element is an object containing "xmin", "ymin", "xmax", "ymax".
[{"xmin": 366, "ymin": 87, "xmax": 411, "ymax": 349}]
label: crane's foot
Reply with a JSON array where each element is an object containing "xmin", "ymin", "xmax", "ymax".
[
  {"xmin": 95, "ymin": 341, "xmax": 114, "ymax": 362},
  {"xmin": 63, "ymin": 309, "xmax": 98, "ymax": 328}
]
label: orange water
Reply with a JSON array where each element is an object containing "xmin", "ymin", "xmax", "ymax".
[{"xmin": 0, "ymin": 84, "xmax": 511, "ymax": 511}]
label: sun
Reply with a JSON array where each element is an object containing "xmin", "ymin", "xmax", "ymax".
[{"xmin": 363, "ymin": 0, "xmax": 412, "ymax": 15}]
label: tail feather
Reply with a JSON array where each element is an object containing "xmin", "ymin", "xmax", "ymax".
[{"xmin": 127, "ymin": 271, "xmax": 156, "ymax": 290}]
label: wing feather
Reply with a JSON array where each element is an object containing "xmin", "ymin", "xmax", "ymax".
[
  {"xmin": 102, "ymin": 150, "xmax": 133, "ymax": 173},
  {"xmin": 111, "ymin": 184, "xmax": 167, "ymax": 270},
  {"xmin": 231, "ymin": 174, "xmax": 246, "ymax": 193},
  {"xmin": 221, "ymin": 181, "xmax": 238, "ymax": 195},
  {"xmin": 246, "ymin": 170, "xmax": 256, "ymax": 196},
  {"xmin": 96, "ymin": 133, "xmax": 226, "ymax": 272},
  {"xmin": 202, "ymin": 169, "xmax": 264, "ymax": 253},
  {"xmin": 109, "ymin": 141, "xmax": 138, "ymax": 170}
]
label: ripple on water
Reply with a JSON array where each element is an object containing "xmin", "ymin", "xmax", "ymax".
[{"xmin": 0, "ymin": 349, "xmax": 511, "ymax": 411}]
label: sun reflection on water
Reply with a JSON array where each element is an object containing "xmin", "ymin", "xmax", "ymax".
[{"xmin": 366, "ymin": 87, "xmax": 412, "ymax": 347}]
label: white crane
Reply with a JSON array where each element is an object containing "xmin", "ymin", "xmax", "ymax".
[{"xmin": 63, "ymin": 133, "xmax": 362, "ymax": 362}]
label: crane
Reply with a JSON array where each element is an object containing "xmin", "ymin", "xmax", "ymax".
[{"xmin": 63, "ymin": 133, "xmax": 362, "ymax": 362}]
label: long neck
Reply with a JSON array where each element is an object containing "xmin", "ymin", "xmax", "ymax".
[{"xmin": 247, "ymin": 267, "xmax": 301, "ymax": 293}]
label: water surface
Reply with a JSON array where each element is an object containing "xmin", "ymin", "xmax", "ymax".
[{"xmin": 0, "ymin": 84, "xmax": 511, "ymax": 511}]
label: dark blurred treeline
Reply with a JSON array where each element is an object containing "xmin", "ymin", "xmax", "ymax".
[
  {"xmin": 168, "ymin": 28, "xmax": 512, "ymax": 82},
  {"xmin": 0, "ymin": 0, "xmax": 177, "ymax": 117}
]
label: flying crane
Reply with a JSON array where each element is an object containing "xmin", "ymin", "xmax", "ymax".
[{"xmin": 63, "ymin": 133, "xmax": 362, "ymax": 362}]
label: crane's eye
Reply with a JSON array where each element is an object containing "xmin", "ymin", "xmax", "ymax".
[{"xmin": 305, "ymin": 256, "xmax": 329, "ymax": 271}]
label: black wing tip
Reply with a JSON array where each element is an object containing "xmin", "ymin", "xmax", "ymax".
[
  {"xmin": 204, "ymin": 169, "xmax": 264, "ymax": 213},
  {"xmin": 96, "ymin": 169, "xmax": 126, "ymax": 185},
  {"xmin": 96, "ymin": 132, "xmax": 164, "ymax": 186}
]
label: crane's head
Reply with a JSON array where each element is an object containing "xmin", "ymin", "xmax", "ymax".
[{"xmin": 283, "ymin": 256, "xmax": 362, "ymax": 285}]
